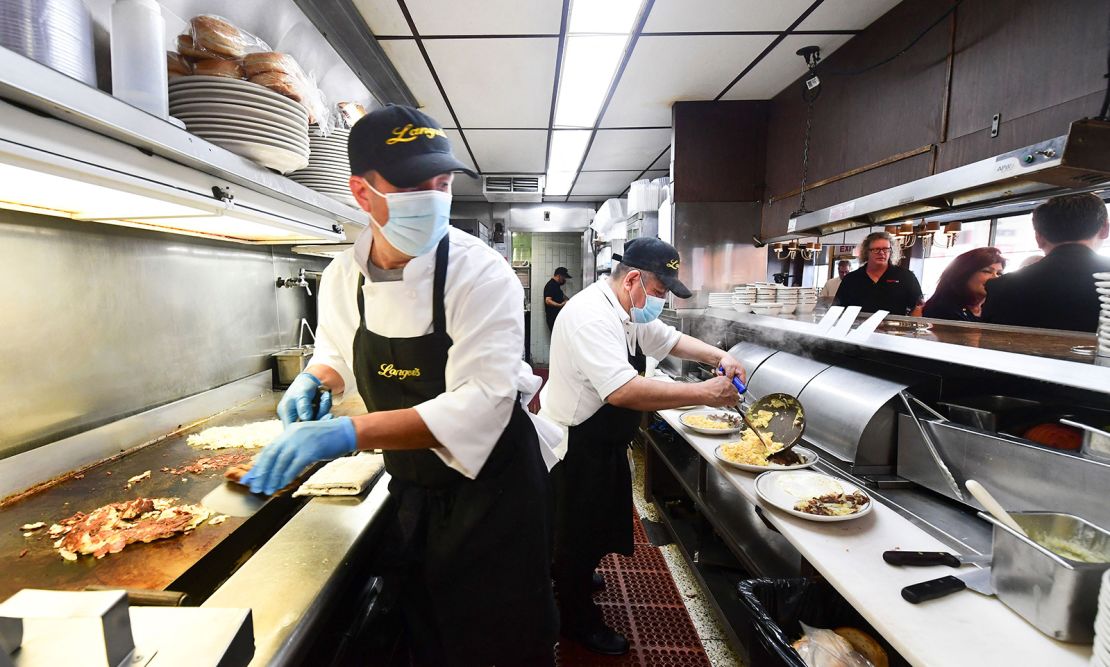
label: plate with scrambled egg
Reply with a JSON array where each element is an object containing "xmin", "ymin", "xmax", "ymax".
[
  {"xmin": 714, "ymin": 438, "xmax": 818, "ymax": 473},
  {"xmin": 679, "ymin": 409, "xmax": 743, "ymax": 435},
  {"xmin": 754, "ymin": 470, "xmax": 873, "ymax": 522}
]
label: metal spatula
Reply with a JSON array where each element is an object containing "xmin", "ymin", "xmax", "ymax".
[{"xmin": 749, "ymin": 393, "xmax": 806, "ymax": 457}]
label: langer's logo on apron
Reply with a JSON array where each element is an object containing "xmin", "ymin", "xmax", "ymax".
[{"xmin": 378, "ymin": 363, "xmax": 421, "ymax": 380}]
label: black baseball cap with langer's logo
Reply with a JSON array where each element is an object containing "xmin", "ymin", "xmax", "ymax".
[
  {"xmin": 613, "ymin": 237, "xmax": 692, "ymax": 299},
  {"xmin": 348, "ymin": 104, "xmax": 478, "ymax": 187}
]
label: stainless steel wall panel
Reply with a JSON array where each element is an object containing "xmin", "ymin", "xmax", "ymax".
[
  {"xmin": 745, "ymin": 352, "xmax": 828, "ymax": 401},
  {"xmin": 0, "ymin": 211, "xmax": 327, "ymax": 458}
]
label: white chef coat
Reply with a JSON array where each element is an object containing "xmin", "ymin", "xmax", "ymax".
[
  {"xmin": 308, "ymin": 226, "xmax": 561, "ymax": 479},
  {"xmin": 819, "ymin": 275, "xmax": 843, "ymax": 299},
  {"xmin": 539, "ymin": 279, "xmax": 681, "ymax": 458}
]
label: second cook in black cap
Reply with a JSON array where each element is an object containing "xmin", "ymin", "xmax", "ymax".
[
  {"xmin": 245, "ymin": 104, "xmax": 560, "ymax": 665},
  {"xmin": 538, "ymin": 237, "xmax": 747, "ymax": 656},
  {"xmin": 544, "ymin": 266, "xmax": 573, "ymax": 331}
]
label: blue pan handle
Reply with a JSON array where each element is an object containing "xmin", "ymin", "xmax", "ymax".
[{"xmin": 719, "ymin": 366, "xmax": 746, "ymax": 394}]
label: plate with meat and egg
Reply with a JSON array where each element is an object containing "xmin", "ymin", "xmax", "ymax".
[{"xmin": 755, "ymin": 470, "xmax": 873, "ymax": 522}]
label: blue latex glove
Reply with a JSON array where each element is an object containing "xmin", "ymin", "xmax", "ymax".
[
  {"xmin": 277, "ymin": 372, "xmax": 332, "ymax": 426},
  {"xmin": 242, "ymin": 415, "xmax": 357, "ymax": 495}
]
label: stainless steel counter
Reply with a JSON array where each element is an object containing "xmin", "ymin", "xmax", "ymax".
[{"xmin": 203, "ymin": 476, "xmax": 391, "ymax": 667}]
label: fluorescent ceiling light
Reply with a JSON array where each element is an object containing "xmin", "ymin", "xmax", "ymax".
[
  {"xmin": 568, "ymin": 0, "xmax": 643, "ymax": 34},
  {"xmin": 548, "ymin": 130, "xmax": 592, "ymax": 174},
  {"xmin": 545, "ymin": 172, "xmax": 578, "ymax": 197},
  {"xmin": 553, "ymin": 35, "xmax": 628, "ymax": 128}
]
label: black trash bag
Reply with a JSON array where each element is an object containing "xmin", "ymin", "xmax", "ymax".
[{"xmin": 736, "ymin": 578, "xmax": 900, "ymax": 667}]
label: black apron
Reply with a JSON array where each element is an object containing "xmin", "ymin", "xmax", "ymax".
[
  {"xmin": 554, "ymin": 342, "xmax": 646, "ymax": 568},
  {"xmin": 354, "ymin": 237, "xmax": 557, "ymax": 665}
]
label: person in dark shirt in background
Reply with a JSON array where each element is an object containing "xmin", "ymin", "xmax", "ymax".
[
  {"xmin": 544, "ymin": 266, "xmax": 572, "ymax": 331},
  {"xmin": 923, "ymin": 247, "xmax": 1005, "ymax": 322},
  {"xmin": 835, "ymin": 231, "xmax": 923, "ymax": 315},
  {"xmin": 982, "ymin": 193, "xmax": 1110, "ymax": 332}
]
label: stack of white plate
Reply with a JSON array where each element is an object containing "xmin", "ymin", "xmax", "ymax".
[
  {"xmin": 732, "ymin": 284, "xmax": 757, "ymax": 313},
  {"xmin": 797, "ymin": 287, "xmax": 819, "ymax": 314},
  {"xmin": 1, "ymin": 0, "xmax": 96, "ymax": 86},
  {"xmin": 1093, "ymin": 569, "xmax": 1110, "ymax": 666},
  {"xmin": 776, "ymin": 286, "xmax": 800, "ymax": 314},
  {"xmin": 289, "ymin": 126, "xmax": 356, "ymax": 208},
  {"xmin": 756, "ymin": 284, "xmax": 778, "ymax": 303},
  {"xmin": 1097, "ymin": 272, "xmax": 1110, "ymax": 358},
  {"xmin": 751, "ymin": 302, "xmax": 784, "ymax": 316},
  {"xmin": 169, "ymin": 76, "xmax": 310, "ymax": 174},
  {"xmin": 708, "ymin": 292, "xmax": 735, "ymax": 309}
]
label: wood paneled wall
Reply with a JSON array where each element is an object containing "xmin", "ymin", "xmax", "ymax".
[
  {"xmin": 760, "ymin": 0, "xmax": 1109, "ymax": 238},
  {"xmin": 672, "ymin": 100, "xmax": 768, "ymax": 203}
]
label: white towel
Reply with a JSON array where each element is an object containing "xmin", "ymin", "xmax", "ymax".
[{"xmin": 293, "ymin": 452, "xmax": 385, "ymax": 497}]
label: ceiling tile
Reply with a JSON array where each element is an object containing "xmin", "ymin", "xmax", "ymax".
[
  {"xmin": 649, "ymin": 148, "xmax": 671, "ymax": 171},
  {"xmin": 643, "ymin": 170, "xmax": 668, "ymax": 180},
  {"xmin": 581, "ymin": 128, "xmax": 671, "ymax": 170},
  {"xmin": 601, "ymin": 35, "xmax": 776, "ymax": 127},
  {"xmin": 424, "ymin": 38, "xmax": 558, "ymax": 127},
  {"xmin": 720, "ymin": 34, "xmax": 853, "ymax": 100},
  {"xmin": 566, "ymin": 196, "xmax": 605, "ymax": 202},
  {"xmin": 380, "ymin": 40, "xmax": 454, "ymax": 124},
  {"xmin": 408, "ymin": 0, "xmax": 563, "ymax": 35},
  {"xmin": 572, "ymin": 170, "xmax": 642, "ymax": 196},
  {"xmin": 465, "ymin": 129, "xmax": 548, "ymax": 172},
  {"xmin": 352, "ymin": 0, "xmax": 412, "ymax": 36},
  {"xmin": 644, "ymin": 0, "xmax": 813, "ymax": 32},
  {"xmin": 443, "ymin": 129, "xmax": 479, "ymax": 171},
  {"xmin": 798, "ymin": 0, "xmax": 903, "ymax": 31}
]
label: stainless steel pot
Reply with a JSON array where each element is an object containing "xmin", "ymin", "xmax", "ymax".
[{"xmin": 981, "ymin": 511, "xmax": 1110, "ymax": 643}]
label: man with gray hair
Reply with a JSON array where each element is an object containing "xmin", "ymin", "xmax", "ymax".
[
  {"xmin": 834, "ymin": 231, "xmax": 923, "ymax": 315},
  {"xmin": 539, "ymin": 237, "xmax": 744, "ymax": 655}
]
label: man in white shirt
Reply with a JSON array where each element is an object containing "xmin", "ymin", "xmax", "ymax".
[
  {"xmin": 819, "ymin": 259, "xmax": 851, "ymax": 300},
  {"xmin": 242, "ymin": 105, "xmax": 559, "ymax": 665},
  {"xmin": 540, "ymin": 238, "xmax": 745, "ymax": 655}
]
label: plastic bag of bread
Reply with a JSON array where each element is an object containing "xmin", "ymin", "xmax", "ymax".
[
  {"xmin": 167, "ymin": 52, "xmax": 192, "ymax": 79},
  {"xmin": 243, "ymin": 51, "xmax": 331, "ymax": 130},
  {"xmin": 791, "ymin": 623, "xmax": 886, "ymax": 667},
  {"xmin": 180, "ymin": 15, "xmax": 269, "ymax": 60},
  {"xmin": 193, "ymin": 58, "xmax": 244, "ymax": 79}
]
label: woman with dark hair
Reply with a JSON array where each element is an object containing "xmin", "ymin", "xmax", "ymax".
[{"xmin": 923, "ymin": 247, "xmax": 1006, "ymax": 321}]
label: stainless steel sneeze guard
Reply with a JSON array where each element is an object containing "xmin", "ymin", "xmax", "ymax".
[{"xmin": 897, "ymin": 414, "xmax": 1110, "ymax": 531}]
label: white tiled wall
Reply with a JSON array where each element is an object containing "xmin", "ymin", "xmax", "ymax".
[{"xmin": 530, "ymin": 232, "xmax": 584, "ymax": 364}]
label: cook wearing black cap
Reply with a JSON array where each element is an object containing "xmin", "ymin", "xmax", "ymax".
[
  {"xmin": 538, "ymin": 237, "xmax": 746, "ymax": 655},
  {"xmin": 243, "ymin": 105, "xmax": 561, "ymax": 665},
  {"xmin": 543, "ymin": 266, "xmax": 573, "ymax": 331}
]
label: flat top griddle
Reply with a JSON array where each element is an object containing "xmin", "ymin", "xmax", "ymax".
[{"xmin": 0, "ymin": 392, "xmax": 297, "ymax": 603}]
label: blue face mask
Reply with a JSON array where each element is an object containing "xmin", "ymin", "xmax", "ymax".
[
  {"xmin": 631, "ymin": 274, "xmax": 665, "ymax": 324},
  {"xmin": 367, "ymin": 183, "xmax": 452, "ymax": 257}
]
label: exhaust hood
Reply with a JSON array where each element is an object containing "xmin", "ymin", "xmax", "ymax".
[{"xmin": 787, "ymin": 119, "xmax": 1110, "ymax": 237}]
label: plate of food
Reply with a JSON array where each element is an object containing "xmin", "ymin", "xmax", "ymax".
[
  {"xmin": 715, "ymin": 436, "xmax": 819, "ymax": 472},
  {"xmin": 679, "ymin": 409, "xmax": 743, "ymax": 435},
  {"xmin": 754, "ymin": 470, "xmax": 873, "ymax": 522}
]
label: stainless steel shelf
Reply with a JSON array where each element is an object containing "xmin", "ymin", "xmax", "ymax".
[{"xmin": 0, "ymin": 46, "xmax": 366, "ymax": 232}]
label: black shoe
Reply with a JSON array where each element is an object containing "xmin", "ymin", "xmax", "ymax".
[
  {"xmin": 570, "ymin": 625, "xmax": 629, "ymax": 656},
  {"xmin": 591, "ymin": 572, "xmax": 606, "ymax": 592}
]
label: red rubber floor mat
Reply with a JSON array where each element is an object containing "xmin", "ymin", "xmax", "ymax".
[{"xmin": 556, "ymin": 513, "xmax": 711, "ymax": 666}]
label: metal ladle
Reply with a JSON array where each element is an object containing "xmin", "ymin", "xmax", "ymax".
[{"xmin": 747, "ymin": 392, "xmax": 806, "ymax": 457}]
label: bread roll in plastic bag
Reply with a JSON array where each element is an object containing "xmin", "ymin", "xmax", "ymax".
[{"xmin": 792, "ymin": 623, "xmax": 874, "ymax": 667}]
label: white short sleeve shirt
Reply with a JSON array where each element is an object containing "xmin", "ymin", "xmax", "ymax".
[{"xmin": 539, "ymin": 280, "xmax": 681, "ymax": 457}]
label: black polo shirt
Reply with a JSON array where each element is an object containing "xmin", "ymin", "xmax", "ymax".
[
  {"xmin": 543, "ymin": 278, "xmax": 566, "ymax": 329},
  {"xmin": 834, "ymin": 264, "xmax": 923, "ymax": 315}
]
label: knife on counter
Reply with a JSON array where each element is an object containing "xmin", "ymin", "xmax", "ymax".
[
  {"xmin": 883, "ymin": 550, "xmax": 991, "ymax": 567},
  {"xmin": 902, "ymin": 567, "xmax": 993, "ymax": 604}
]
